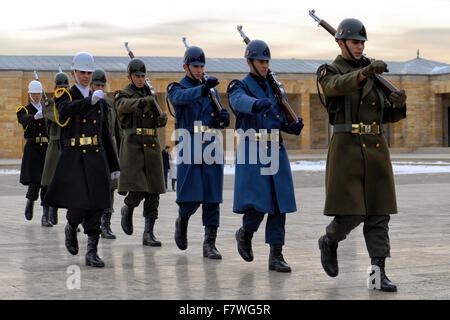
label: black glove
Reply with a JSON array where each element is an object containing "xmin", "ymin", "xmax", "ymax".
[
  {"xmin": 201, "ymin": 76, "xmax": 219, "ymax": 97},
  {"xmin": 361, "ymin": 60, "xmax": 388, "ymax": 77},
  {"xmin": 389, "ymin": 89, "xmax": 406, "ymax": 107},
  {"xmin": 211, "ymin": 110, "xmax": 230, "ymax": 128},
  {"xmin": 285, "ymin": 117, "xmax": 304, "ymax": 135},
  {"xmin": 252, "ymin": 98, "xmax": 272, "ymax": 113}
]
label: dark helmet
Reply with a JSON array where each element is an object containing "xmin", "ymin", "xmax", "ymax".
[
  {"xmin": 245, "ymin": 40, "xmax": 271, "ymax": 61},
  {"xmin": 54, "ymin": 72, "xmax": 69, "ymax": 87},
  {"xmin": 183, "ymin": 46, "xmax": 205, "ymax": 66},
  {"xmin": 127, "ymin": 58, "xmax": 146, "ymax": 76},
  {"xmin": 335, "ymin": 18, "xmax": 368, "ymax": 41},
  {"xmin": 92, "ymin": 69, "xmax": 107, "ymax": 85}
]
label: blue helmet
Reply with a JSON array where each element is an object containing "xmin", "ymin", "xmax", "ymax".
[
  {"xmin": 245, "ymin": 40, "xmax": 271, "ymax": 61},
  {"xmin": 184, "ymin": 46, "xmax": 206, "ymax": 66}
]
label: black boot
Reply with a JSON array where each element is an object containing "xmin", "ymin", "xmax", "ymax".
[
  {"xmin": 41, "ymin": 206, "xmax": 53, "ymax": 227},
  {"xmin": 101, "ymin": 211, "xmax": 116, "ymax": 239},
  {"xmin": 48, "ymin": 207, "xmax": 58, "ymax": 225},
  {"xmin": 370, "ymin": 257, "xmax": 397, "ymax": 292},
  {"xmin": 24, "ymin": 199, "xmax": 34, "ymax": 221},
  {"xmin": 203, "ymin": 226, "xmax": 222, "ymax": 259},
  {"xmin": 174, "ymin": 216, "xmax": 189, "ymax": 250},
  {"xmin": 143, "ymin": 217, "xmax": 161, "ymax": 246},
  {"xmin": 121, "ymin": 205, "xmax": 134, "ymax": 235},
  {"xmin": 318, "ymin": 235, "xmax": 339, "ymax": 277},
  {"xmin": 85, "ymin": 235, "xmax": 105, "ymax": 268},
  {"xmin": 64, "ymin": 223, "xmax": 79, "ymax": 255},
  {"xmin": 235, "ymin": 227, "xmax": 254, "ymax": 262},
  {"xmin": 268, "ymin": 245, "xmax": 291, "ymax": 272}
]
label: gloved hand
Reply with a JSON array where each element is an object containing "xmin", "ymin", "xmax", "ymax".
[
  {"xmin": 201, "ymin": 76, "xmax": 219, "ymax": 96},
  {"xmin": 252, "ymin": 98, "xmax": 272, "ymax": 113},
  {"xmin": 34, "ymin": 110, "xmax": 43, "ymax": 120},
  {"xmin": 91, "ymin": 90, "xmax": 105, "ymax": 105},
  {"xmin": 285, "ymin": 117, "xmax": 304, "ymax": 135},
  {"xmin": 389, "ymin": 89, "xmax": 407, "ymax": 107},
  {"xmin": 361, "ymin": 60, "xmax": 388, "ymax": 77},
  {"xmin": 110, "ymin": 171, "xmax": 120, "ymax": 181},
  {"xmin": 211, "ymin": 110, "xmax": 230, "ymax": 128},
  {"xmin": 156, "ymin": 113, "xmax": 168, "ymax": 127}
]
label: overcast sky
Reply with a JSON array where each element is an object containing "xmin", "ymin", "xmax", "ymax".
[{"xmin": 1, "ymin": 0, "xmax": 450, "ymax": 63}]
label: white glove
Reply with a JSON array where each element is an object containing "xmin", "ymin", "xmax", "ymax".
[
  {"xmin": 34, "ymin": 110, "xmax": 43, "ymax": 120},
  {"xmin": 91, "ymin": 90, "xmax": 105, "ymax": 105},
  {"xmin": 111, "ymin": 171, "xmax": 120, "ymax": 180}
]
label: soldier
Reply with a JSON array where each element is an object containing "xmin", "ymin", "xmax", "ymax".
[
  {"xmin": 316, "ymin": 18, "xmax": 407, "ymax": 291},
  {"xmin": 44, "ymin": 52, "xmax": 120, "ymax": 268},
  {"xmin": 16, "ymin": 80, "xmax": 51, "ymax": 227},
  {"xmin": 115, "ymin": 58, "xmax": 167, "ymax": 247},
  {"xmin": 41, "ymin": 70, "xmax": 70, "ymax": 225},
  {"xmin": 91, "ymin": 69, "xmax": 121, "ymax": 240},
  {"xmin": 167, "ymin": 45, "xmax": 230, "ymax": 259},
  {"xmin": 227, "ymin": 40, "xmax": 303, "ymax": 271}
]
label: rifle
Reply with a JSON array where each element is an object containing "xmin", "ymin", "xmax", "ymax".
[
  {"xmin": 123, "ymin": 42, "xmax": 164, "ymax": 117},
  {"xmin": 181, "ymin": 37, "xmax": 224, "ymax": 118},
  {"xmin": 33, "ymin": 70, "xmax": 48, "ymax": 103},
  {"xmin": 58, "ymin": 65, "xmax": 63, "ymax": 73},
  {"xmin": 236, "ymin": 25, "xmax": 299, "ymax": 125},
  {"xmin": 308, "ymin": 9, "xmax": 399, "ymax": 97}
]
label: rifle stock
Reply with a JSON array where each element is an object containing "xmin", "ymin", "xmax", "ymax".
[
  {"xmin": 308, "ymin": 9, "xmax": 399, "ymax": 97},
  {"xmin": 236, "ymin": 25, "xmax": 298, "ymax": 124},
  {"xmin": 123, "ymin": 42, "xmax": 164, "ymax": 117}
]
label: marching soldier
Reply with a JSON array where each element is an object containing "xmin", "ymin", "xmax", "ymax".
[
  {"xmin": 316, "ymin": 18, "xmax": 407, "ymax": 291},
  {"xmin": 91, "ymin": 69, "xmax": 121, "ymax": 240},
  {"xmin": 44, "ymin": 52, "xmax": 120, "ymax": 268},
  {"xmin": 115, "ymin": 58, "xmax": 167, "ymax": 247},
  {"xmin": 167, "ymin": 45, "xmax": 230, "ymax": 259},
  {"xmin": 17, "ymin": 80, "xmax": 51, "ymax": 227},
  {"xmin": 41, "ymin": 70, "xmax": 70, "ymax": 225},
  {"xmin": 227, "ymin": 40, "xmax": 303, "ymax": 271}
]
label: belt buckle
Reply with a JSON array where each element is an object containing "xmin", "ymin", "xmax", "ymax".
[
  {"xmin": 136, "ymin": 128, "xmax": 142, "ymax": 135},
  {"xmin": 93, "ymin": 136, "xmax": 98, "ymax": 145},
  {"xmin": 80, "ymin": 137, "xmax": 92, "ymax": 145},
  {"xmin": 70, "ymin": 138, "xmax": 76, "ymax": 146}
]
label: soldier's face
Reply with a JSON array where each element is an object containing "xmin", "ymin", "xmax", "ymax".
[
  {"xmin": 129, "ymin": 74, "xmax": 146, "ymax": 88},
  {"xmin": 91, "ymin": 84, "xmax": 105, "ymax": 91},
  {"xmin": 73, "ymin": 70, "xmax": 93, "ymax": 87},
  {"xmin": 248, "ymin": 59, "xmax": 269, "ymax": 77},
  {"xmin": 339, "ymin": 39, "xmax": 365, "ymax": 60},
  {"xmin": 29, "ymin": 93, "xmax": 42, "ymax": 103},
  {"xmin": 184, "ymin": 64, "xmax": 204, "ymax": 81}
]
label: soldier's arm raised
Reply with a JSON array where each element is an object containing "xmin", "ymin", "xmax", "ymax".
[
  {"xmin": 319, "ymin": 69, "xmax": 363, "ymax": 97},
  {"xmin": 57, "ymin": 95, "xmax": 93, "ymax": 123},
  {"xmin": 115, "ymin": 91, "xmax": 143, "ymax": 115},
  {"xmin": 227, "ymin": 80, "xmax": 257, "ymax": 114},
  {"xmin": 167, "ymin": 83, "xmax": 203, "ymax": 106}
]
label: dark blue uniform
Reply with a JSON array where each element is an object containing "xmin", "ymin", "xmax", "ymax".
[
  {"xmin": 168, "ymin": 76, "xmax": 229, "ymax": 226},
  {"xmin": 228, "ymin": 73, "xmax": 299, "ymax": 245}
]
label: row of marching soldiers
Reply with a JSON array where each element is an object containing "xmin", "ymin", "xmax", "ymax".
[{"xmin": 16, "ymin": 18, "xmax": 406, "ymax": 291}]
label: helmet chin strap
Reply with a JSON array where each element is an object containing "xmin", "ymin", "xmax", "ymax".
[
  {"xmin": 344, "ymin": 40, "xmax": 359, "ymax": 62},
  {"xmin": 250, "ymin": 59, "xmax": 265, "ymax": 79},
  {"xmin": 186, "ymin": 65, "xmax": 200, "ymax": 82},
  {"xmin": 73, "ymin": 71, "xmax": 89, "ymax": 88},
  {"xmin": 29, "ymin": 94, "xmax": 40, "ymax": 104}
]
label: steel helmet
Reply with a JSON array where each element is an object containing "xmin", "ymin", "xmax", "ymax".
[
  {"xmin": 245, "ymin": 40, "xmax": 271, "ymax": 61},
  {"xmin": 71, "ymin": 52, "xmax": 95, "ymax": 72},
  {"xmin": 28, "ymin": 80, "xmax": 43, "ymax": 93}
]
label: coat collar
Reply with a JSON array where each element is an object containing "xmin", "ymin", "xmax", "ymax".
[
  {"xmin": 332, "ymin": 55, "xmax": 374, "ymax": 98},
  {"xmin": 242, "ymin": 73, "xmax": 268, "ymax": 99},
  {"xmin": 180, "ymin": 76, "xmax": 201, "ymax": 88}
]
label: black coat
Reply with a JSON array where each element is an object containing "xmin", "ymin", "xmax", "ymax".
[
  {"xmin": 44, "ymin": 86, "xmax": 120, "ymax": 210},
  {"xmin": 162, "ymin": 149, "xmax": 170, "ymax": 171},
  {"xmin": 17, "ymin": 103, "xmax": 48, "ymax": 185}
]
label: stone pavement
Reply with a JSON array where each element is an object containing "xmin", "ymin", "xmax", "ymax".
[{"xmin": 0, "ymin": 165, "xmax": 450, "ymax": 300}]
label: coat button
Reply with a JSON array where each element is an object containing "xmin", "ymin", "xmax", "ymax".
[
  {"xmin": 143, "ymin": 114, "xmax": 146, "ymax": 118},
  {"xmin": 82, "ymin": 149, "xmax": 86, "ymax": 153},
  {"xmin": 362, "ymin": 144, "xmax": 366, "ymax": 148},
  {"xmin": 40, "ymin": 143, "xmax": 43, "ymax": 146},
  {"xmin": 93, "ymin": 120, "xmax": 97, "ymax": 124},
  {"xmin": 83, "ymin": 119, "xmax": 87, "ymax": 123},
  {"xmin": 211, "ymin": 113, "xmax": 214, "ymax": 117},
  {"xmin": 202, "ymin": 141, "xmax": 205, "ymax": 144},
  {"xmin": 372, "ymin": 102, "xmax": 376, "ymax": 106},
  {"xmin": 152, "ymin": 143, "xmax": 156, "ymax": 147},
  {"xmin": 39, "ymin": 133, "xmax": 42, "ymax": 136},
  {"xmin": 376, "ymin": 143, "xmax": 380, "ymax": 148},
  {"xmin": 143, "ymin": 144, "xmax": 147, "ymax": 147},
  {"xmin": 96, "ymin": 149, "xmax": 99, "ymax": 152},
  {"xmin": 81, "ymin": 134, "xmax": 85, "ymax": 137},
  {"xmin": 151, "ymin": 115, "xmax": 153, "ymax": 118},
  {"xmin": 276, "ymin": 115, "xmax": 280, "ymax": 118}
]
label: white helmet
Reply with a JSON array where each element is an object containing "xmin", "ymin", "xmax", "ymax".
[
  {"xmin": 28, "ymin": 80, "xmax": 43, "ymax": 93},
  {"xmin": 71, "ymin": 52, "xmax": 95, "ymax": 72}
]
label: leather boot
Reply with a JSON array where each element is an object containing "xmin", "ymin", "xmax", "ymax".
[
  {"xmin": 268, "ymin": 245, "xmax": 291, "ymax": 272},
  {"xmin": 41, "ymin": 206, "xmax": 53, "ymax": 227},
  {"xmin": 24, "ymin": 199, "xmax": 34, "ymax": 221},
  {"xmin": 203, "ymin": 226, "xmax": 222, "ymax": 259},
  {"xmin": 143, "ymin": 217, "xmax": 161, "ymax": 246},
  {"xmin": 64, "ymin": 223, "xmax": 79, "ymax": 255},
  {"xmin": 174, "ymin": 216, "xmax": 189, "ymax": 250},
  {"xmin": 101, "ymin": 211, "xmax": 116, "ymax": 239},
  {"xmin": 121, "ymin": 205, "xmax": 134, "ymax": 235},
  {"xmin": 370, "ymin": 257, "xmax": 397, "ymax": 292},
  {"xmin": 235, "ymin": 227, "xmax": 254, "ymax": 262},
  {"xmin": 85, "ymin": 235, "xmax": 105, "ymax": 268},
  {"xmin": 318, "ymin": 235, "xmax": 339, "ymax": 277},
  {"xmin": 48, "ymin": 207, "xmax": 58, "ymax": 225}
]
